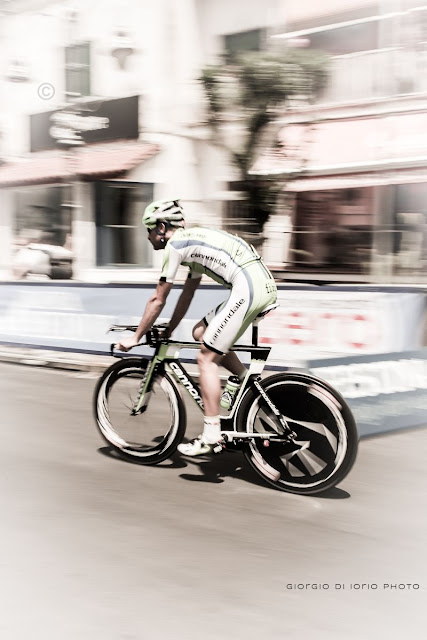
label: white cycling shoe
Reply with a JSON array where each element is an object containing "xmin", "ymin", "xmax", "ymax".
[{"xmin": 177, "ymin": 435, "xmax": 223, "ymax": 457}]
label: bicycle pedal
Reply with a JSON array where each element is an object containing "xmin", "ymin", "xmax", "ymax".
[{"xmin": 212, "ymin": 443, "xmax": 225, "ymax": 454}]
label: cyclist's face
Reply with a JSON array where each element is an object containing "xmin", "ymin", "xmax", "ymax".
[{"xmin": 147, "ymin": 226, "xmax": 166, "ymax": 250}]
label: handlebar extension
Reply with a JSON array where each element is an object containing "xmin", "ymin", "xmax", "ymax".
[{"xmin": 109, "ymin": 323, "xmax": 170, "ymax": 356}]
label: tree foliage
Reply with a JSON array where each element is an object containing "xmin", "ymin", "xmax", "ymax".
[{"xmin": 200, "ymin": 49, "xmax": 328, "ymax": 236}]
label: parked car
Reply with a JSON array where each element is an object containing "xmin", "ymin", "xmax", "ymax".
[{"xmin": 13, "ymin": 243, "xmax": 73, "ymax": 279}]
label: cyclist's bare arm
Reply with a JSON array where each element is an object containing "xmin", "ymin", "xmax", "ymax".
[
  {"xmin": 167, "ymin": 276, "xmax": 201, "ymax": 335},
  {"xmin": 115, "ymin": 280, "xmax": 173, "ymax": 351}
]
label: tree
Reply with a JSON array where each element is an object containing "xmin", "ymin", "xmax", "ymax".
[{"xmin": 200, "ymin": 49, "xmax": 328, "ymax": 245}]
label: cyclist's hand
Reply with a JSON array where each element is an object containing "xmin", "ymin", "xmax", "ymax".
[{"xmin": 115, "ymin": 336, "xmax": 139, "ymax": 352}]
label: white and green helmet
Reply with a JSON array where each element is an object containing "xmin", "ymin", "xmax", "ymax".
[{"xmin": 142, "ymin": 198, "xmax": 185, "ymax": 230}]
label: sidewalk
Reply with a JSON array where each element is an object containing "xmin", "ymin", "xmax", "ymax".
[
  {"xmin": 0, "ymin": 345, "xmax": 112, "ymax": 373},
  {"xmin": 0, "ymin": 345, "xmax": 205, "ymax": 377}
]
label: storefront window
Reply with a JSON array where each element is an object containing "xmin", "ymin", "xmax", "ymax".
[
  {"xmin": 392, "ymin": 182, "xmax": 427, "ymax": 274},
  {"xmin": 292, "ymin": 188, "xmax": 374, "ymax": 274},
  {"xmin": 14, "ymin": 185, "xmax": 71, "ymax": 247},
  {"xmin": 95, "ymin": 181, "xmax": 153, "ymax": 268}
]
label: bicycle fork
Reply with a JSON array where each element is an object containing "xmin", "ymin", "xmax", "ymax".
[{"xmin": 132, "ymin": 359, "xmax": 163, "ymax": 415}]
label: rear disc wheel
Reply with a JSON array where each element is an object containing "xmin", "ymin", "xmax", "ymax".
[{"xmin": 237, "ymin": 372, "xmax": 358, "ymax": 495}]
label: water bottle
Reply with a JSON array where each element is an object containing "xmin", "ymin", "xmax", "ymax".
[{"xmin": 220, "ymin": 375, "xmax": 241, "ymax": 410}]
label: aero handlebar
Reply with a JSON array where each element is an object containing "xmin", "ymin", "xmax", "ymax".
[{"xmin": 109, "ymin": 323, "xmax": 170, "ymax": 357}]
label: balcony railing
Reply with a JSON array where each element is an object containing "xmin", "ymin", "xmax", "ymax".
[{"xmin": 318, "ymin": 46, "xmax": 427, "ymax": 105}]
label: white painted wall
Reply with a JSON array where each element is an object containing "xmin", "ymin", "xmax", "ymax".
[
  {"xmin": 0, "ymin": 7, "xmax": 66, "ymax": 156},
  {"xmin": 285, "ymin": 0, "xmax": 378, "ymax": 24}
]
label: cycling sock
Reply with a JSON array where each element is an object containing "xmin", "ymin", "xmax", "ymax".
[{"xmin": 203, "ymin": 416, "xmax": 221, "ymax": 444}]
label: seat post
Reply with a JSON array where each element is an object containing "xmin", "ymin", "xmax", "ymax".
[
  {"xmin": 251, "ymin": 302, "xmax": 279, "ymax": 347},
  {"xmin": 252, "ymin": 322, "xmax": 259, "ymax": 346}
]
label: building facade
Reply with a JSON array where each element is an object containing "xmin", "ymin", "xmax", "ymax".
[
  {"xmin": 253, "ymin": 0, "xmax": 427, "ymax": 283},
  {"xmin": 1, "ymin": 0, "xmax": 426, "ymax": 283}
]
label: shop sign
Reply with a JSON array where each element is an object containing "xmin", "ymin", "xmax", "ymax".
[{"xmin": 30, "ymin": 95, "xmax": 138, "ymax": 152}]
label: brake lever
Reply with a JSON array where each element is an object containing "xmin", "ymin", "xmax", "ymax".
[{"xmin": 110, "ymin": 336, "xmax": 148, "ymax": 358}]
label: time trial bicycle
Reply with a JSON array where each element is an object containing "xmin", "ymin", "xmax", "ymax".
[{"xmin": 94, "ymin": 307, "xmax": 358, "ymax": 495}]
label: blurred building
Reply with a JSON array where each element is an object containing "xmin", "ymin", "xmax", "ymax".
[
  {"xmin": 0, "ymin": 0, "xmax": 287, "ymax": 281},
  {"xmin": 0, "ymin": 0, "xmax": 426, "ymax": 283},
  {"xmin": 253, "ymin": 0, "xmax": 427, "ymax": 283}
]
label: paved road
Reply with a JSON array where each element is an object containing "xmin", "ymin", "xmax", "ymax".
[{"xmin": 1, "ymin": 362, "xmax": 426, "ymax": 640}]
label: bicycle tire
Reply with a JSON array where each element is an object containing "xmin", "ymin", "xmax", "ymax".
[
  {"xmin": 236, "ymin": 371, "xmax": 358, "ymax": 495},
  {"xmin": 94, "ymin": 358, "xmax": 186, "ymax": 464}
]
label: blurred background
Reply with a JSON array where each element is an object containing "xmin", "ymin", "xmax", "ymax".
[
  {"xmin": 1, "ymin": 0, "xmax": 427, "ymax": 285},
  {"xmin": 1, "ymin": 6, "xmax": 426, "ymax": 638}
]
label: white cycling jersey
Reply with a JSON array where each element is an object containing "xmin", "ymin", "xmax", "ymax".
[{"xmin": 160, "ymin": 227, "xmax": 263, "ymax": 286}]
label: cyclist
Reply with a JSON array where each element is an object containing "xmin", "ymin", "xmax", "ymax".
[{"xmin": 115, "ymin": 198, "xmax": 277, "ymax": 456}]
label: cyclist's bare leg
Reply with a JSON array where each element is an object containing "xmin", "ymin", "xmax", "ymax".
[
  {"xmin": 196, "ymin": 345, "xmax": 222, "ymax": 417},
  {"xmin": 178, "ymin": 323, "xmax": 239, "ymax": 453},
  {"xmin": 175, "ymin": 344, "xmax": 223, "ymax": 454},
  {"xmin": 192, "ymin": 321, "xmax": 246, "ymax": 379}
]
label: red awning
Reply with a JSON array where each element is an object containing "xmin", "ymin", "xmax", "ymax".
[
  {"xmin": 0, "ymin": 154, "xmax": 69, "ymax": 187},
  {"xmin": 78, "ymin": 141, "xmax": 159, "ymax": 179},
  {"xmin": 0, "ymin": 141, "xmax": 159, "ymax": 187}
]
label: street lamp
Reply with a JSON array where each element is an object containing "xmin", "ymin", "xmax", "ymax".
[{"xmin": 111, "ymin": 29, "xmax": 135, "ymax": 70}]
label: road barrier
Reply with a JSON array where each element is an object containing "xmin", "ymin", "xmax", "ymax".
[{"xmin": 1, "ymin": 281, "xmax": 426, "ymax": 437}]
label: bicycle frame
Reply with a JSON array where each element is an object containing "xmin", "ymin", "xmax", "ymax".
[
  {"xmin": 125, "ymin": 338, "xmax": 295, "ymax": 441},
  {"xmin": 132, "ymin": 339, "xmax": 267, "ymax": 411}
]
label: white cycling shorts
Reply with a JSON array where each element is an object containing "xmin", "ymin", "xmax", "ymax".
[{"xmin": 201, "ymin": 262, "xmax": 277, "ymax": 355}]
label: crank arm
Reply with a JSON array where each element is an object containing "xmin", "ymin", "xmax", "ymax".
[
  {"xmin": 220, "ymin": 431, "xmax": 294, "ymax": 444},
  {"xmin": 130, "ymin": 406, "xmax": 147, "ymax": 416}
]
